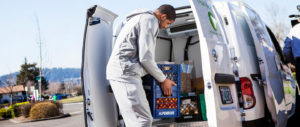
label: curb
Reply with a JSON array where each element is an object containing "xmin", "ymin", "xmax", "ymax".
[
  {"xmin": 69, "ymin": 111, "xmax": 83, "ymax": 116},
  {"xmin": 9, "ymin": 113, "xmax": 71, "ymax": 124},
  {"xmin": 27, "ymin": 113, "xmax": 71, "ymax": 122}
]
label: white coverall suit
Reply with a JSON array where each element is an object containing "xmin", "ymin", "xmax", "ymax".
[{"xmin": 106, "ymin": 9, "xmax": 167, "ymax": 127}]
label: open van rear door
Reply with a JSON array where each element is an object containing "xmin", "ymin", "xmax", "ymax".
[
  {"xmin": 241, "ymin": 6, "xmax": 296, "ymax": 127},
  {"xmin": 189, "ymin": 0, "xmax": 242, "ymax": 127},
  {"xmin": 81, "ymin": 5, "xmax": 118, "ymax": 127}
]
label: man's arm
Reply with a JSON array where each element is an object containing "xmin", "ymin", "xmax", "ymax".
[
  {"xmin": 138, "ymin": 16, "xmax": 176, "ymax": 96},
  {"xmin": 138, "ymin": 16, "xmax": 166, "ymax": 83}
]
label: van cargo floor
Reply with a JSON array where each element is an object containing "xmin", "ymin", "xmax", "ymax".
[{"xmin": 152, "ymin": 119, "xmax": 208, "ymax": 127}]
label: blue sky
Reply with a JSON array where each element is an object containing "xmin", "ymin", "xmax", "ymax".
[{"xmin": 0, "ymin": 0, "xmax": 298, "ymax": 76}]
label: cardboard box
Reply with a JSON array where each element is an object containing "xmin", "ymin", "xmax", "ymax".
[
  {"xmin": 191, "ymin": 77, "xmax": 204, "ymax": 90},
  {"xmin": 181, "ymin": 73, "xmax": 192, "ymax": 93}
]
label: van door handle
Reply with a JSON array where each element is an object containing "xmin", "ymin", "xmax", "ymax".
[{"xmin": 215, "ymin": 73, "xmax": 235, "ymax": 84}]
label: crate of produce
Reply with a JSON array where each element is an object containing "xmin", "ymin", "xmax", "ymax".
[
  {"xmin": 176, "ymin": 95, "xmax": 203, "ymax": 122},
  {"xmin": 142, "ymin": 64, "xmax": 181, "ymax": 118}
]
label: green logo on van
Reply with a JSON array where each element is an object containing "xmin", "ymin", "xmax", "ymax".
[
  {"xmin": 208, "ymin": 12, "xmax": 217, "ymax": 31},
  {"xmin": 197, "ymin": 0, "xmax": 210, "ymax": 9}
]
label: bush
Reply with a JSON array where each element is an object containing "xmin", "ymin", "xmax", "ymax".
[
  {"xmin": 15, "ymin": 102, "xmax": 30, "ymax": 106},
  {"xmin": 18, "ymin": 103, "xmax": 32, "ymax": 118},
  {"xmin": 0, "ymin": 103, "xmax": 9, "ymax": 109},
  {"xmin": 5, "ymin": 108, "xmax": 13, "ymax": 118},
  {"xmin": 0, "ymin": 108, "xmax": 6, "ymax": 118},
  {"xmin": 50, "ymin": 101, "xmax": 63, "ymax": 114},
  {"xmin": 0, "ymin": 102, "xmax": 32, "ymax": 118},
  {"xmin": 10, "ymin": 101, "xmax": 30, "ymax": 117},
  {"xmin": 73, "ymin": 86, "xmax": 83, "ymax": 96},
  {"xmin": 29, "ymin": 102, "xmax": 59, "ymax": 120},
  {"xmin": 51, "ymin": 101, "xmax": 63, "ymax": 109},
  {"xmin": 9, "ymin": 102, "xmax": 30, "ymax": 117},
  {"xmin": 0, "ymin": 107, "xmax": 14, "ymax": 119}
]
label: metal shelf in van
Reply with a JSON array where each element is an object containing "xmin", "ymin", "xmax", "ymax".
[{"xmin": 153, "ymin": 121, "xmax": 208, "ymax": 127}]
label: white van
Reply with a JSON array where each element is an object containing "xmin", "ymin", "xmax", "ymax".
[{"xmin": 81, "ymin": 0, "xmax": 297, "ymax": 127}]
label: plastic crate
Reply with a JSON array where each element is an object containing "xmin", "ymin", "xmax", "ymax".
[{"xmin": 142, "ymin": 64, "xmax": 181, "ymax": 118}]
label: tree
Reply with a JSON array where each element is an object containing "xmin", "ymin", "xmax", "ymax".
[
  {"xmin": 46, "ymin": 82, "xmax": 61, "ymax": 94},
  {"xmin": 16, "ymin": 60, "xmax": 49, "ymax": 94},
  {"xmin": 40, "ymin": 76, "xmax": 49, "ymax": 93},
  {"xmin": 16, "ymin": 61, "xmax": 39, "ymax": 86},
  {"xmin": 60, "ymin": 82, "xmax": 65, "ymax": 94},
  {"xmin": 266, "ymin": 3, "xmax": 289, "ymax": 46},
  {"xmin": 4, "ymin": 73, "xmax": 16, "ymax": 105},
  {"xmin": 73, "ymin": 85, "xmax": 82, "ymax": 96}
]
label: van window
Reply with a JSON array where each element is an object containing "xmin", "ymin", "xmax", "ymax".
[
  {"xmin": 235, "ymin": 14, "xmax": 260, "ymax": 71},
  {"xmin": 266, "ymin": 26, "xmax": 286, "ymax": 64},
  {"xmin": 245, "ymin": 8, "xmax": 275, "ymax": 50},
  {"xmin": 236, "ymin": 15, "xmax": 255, "ymax": 47}
]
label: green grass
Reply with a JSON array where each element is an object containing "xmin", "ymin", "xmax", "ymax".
[{"xmin": 59, "ymin": 96, "xmax": 83, "ymax": 103}]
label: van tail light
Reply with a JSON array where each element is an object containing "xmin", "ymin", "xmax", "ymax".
[{"xmin": 240, "ymin": 77, "xmax": 256, "ymax": 109}]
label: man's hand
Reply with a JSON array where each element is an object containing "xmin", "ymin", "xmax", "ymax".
[
  {"xmin": 288, "ymin": 63, "xmax": 296, "ymax": 72},
  {"xmin": 161, "ymin": 78, "xmax": 176, "ymax": 96}
]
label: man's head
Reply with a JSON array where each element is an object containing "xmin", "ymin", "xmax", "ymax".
[{"xmin": 154, "ymin": 4, "xmax": 176, "ymax": 29}]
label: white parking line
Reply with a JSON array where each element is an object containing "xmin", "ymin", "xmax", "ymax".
[{"xmin": 63, "ymin": 102, "xmax": 83, "ymax": 106}]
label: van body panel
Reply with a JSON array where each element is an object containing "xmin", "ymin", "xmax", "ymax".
[
  {"xmin": 82, "ymin": 6, "xmax": 118, "ymax": 127},
  {"xmin": 213, "ymin": 2, "xmax": 266, "ymax": 121},
  {"xmin": 244, "ymin": 7, "xmax": 287, "ymax": 126},
  {"xmin": 189, "ymin": 0, "xmax": 241, "ymax": 126},
  {"xmin": 236, "ymin": 1, "xmax": 297, "ymax": 126}
]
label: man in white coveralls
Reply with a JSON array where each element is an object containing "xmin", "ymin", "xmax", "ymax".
[{"xmin": 106, "ymin": 4, "xmax": 177, "ymax": 127}]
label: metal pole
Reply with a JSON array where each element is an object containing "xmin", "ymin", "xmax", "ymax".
[
  {"xmin": 35, "ymin": 15, "xmax": 42, "ymax": 101},
  {"xmin": 39, "ymin": 23, "xmax": 42, "ymax": 101}
]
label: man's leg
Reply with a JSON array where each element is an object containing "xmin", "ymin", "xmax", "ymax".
[
  {"xmin": 132, "ymin": 78, "xmax": 153, "ymax": 126},
  {"xmin": 109, "ymin": 79, "xmax": 152, "ymax": 127}
]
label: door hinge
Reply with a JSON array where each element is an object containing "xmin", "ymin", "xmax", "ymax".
[
  {"xmin": 89, "ymin": 17, "xmax": 101, "ymax": 26},
  {"xmin": 251, "ymin": 74, "xmax": 264, "ymax": 86}
]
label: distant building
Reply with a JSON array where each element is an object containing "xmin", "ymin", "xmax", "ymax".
[{"xmin": 0, "ymin": 85, "xmax": 25, "ymax": 104}]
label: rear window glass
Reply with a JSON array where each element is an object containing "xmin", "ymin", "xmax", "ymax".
[{"xmin": 236, "ymin": 15, "xmax": 255, "ymax": 47}]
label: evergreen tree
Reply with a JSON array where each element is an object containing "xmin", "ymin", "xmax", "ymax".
[
  {"xmin": 60, "ymin": 82, "xmax": 65, "ymax": 94},
  {"xmin": 16, "ymin": 60, "xmax": 39, "ymax": 86},
  {"xmin": 41, "ymin": 76, "xmax": 49, "ymax": 92},
  {"xmin": 16, "ymin": 59, "xmax": 49, "ymax": 93}
]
